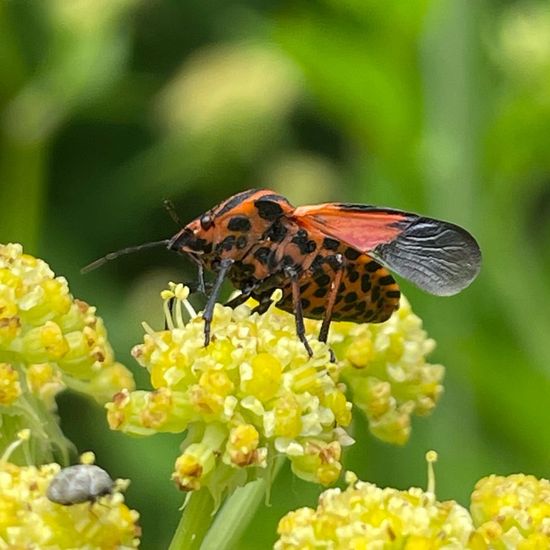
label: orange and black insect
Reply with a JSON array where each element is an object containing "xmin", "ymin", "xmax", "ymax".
[{"xmin": 84, "ymin": 189, "xmax": 481, "ymax": 355}]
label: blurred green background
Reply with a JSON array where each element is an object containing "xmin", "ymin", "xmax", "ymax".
[{"xmin": 2, "ymin": 0, "xmax": 550, "ymax": 548}]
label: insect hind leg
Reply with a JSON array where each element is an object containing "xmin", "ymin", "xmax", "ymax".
[{"xmin": 285, "ymin": 267, "xmax": 314, "ymax": 357}]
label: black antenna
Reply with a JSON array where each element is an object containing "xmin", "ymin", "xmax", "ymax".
[
  {"xmin": 163, "ymin": 199, "xmax": 182, "ymax": 226},
  {"xmin": 81, "ymin": 239, "xmax": 171, "ymax": 274}
]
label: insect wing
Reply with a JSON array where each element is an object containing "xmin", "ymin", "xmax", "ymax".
[{"xmin": 294, "ymin": 203, "xmax": 481, "ymax": 296}]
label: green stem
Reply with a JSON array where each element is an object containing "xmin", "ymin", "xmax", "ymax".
[
  {"xmin": 201, "ymin": 457, "xmax": 286, "ymax": 550},
  {"xmin": 168, "ymin": 489, "xmax": 215, "ymax": 550}
]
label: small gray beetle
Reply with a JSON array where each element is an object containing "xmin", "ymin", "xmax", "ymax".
[{"xmin": 47, "ymin": 464, "xmax": 115, "ymax": 505}]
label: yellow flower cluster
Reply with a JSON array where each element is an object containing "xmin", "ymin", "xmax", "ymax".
[
  {"xmin": 0, "ymin": 243, "xmax": 134, "ymax": 408},
  {"xmin": 276, "ymin": 471, "xmax": 474, "ymax": 549},
  {"xmin": 107, "ymin": 284, "xmax": 353, "ymax": 501},
  {"xmin": 321, "ymin": 296, "xmax": 444, "ymax": 445},
  {"xmin": 0, "ymin": 437, "xmax": 140, "ymax": 549},
  {"xmin": 470, "ymin": 474, "xmax": 550, "ymax": 549}
]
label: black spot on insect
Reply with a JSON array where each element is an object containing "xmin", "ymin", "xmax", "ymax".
[
  {"xmin": 338, "ymin": 282, "xmax": 346, "ymax": 292},
  {"xmin": 240, "ymin": 263, "xmax": 255, "ymax": 276},
  {"xmin": 365, "ymin": 309, "xmax": 374, "ymax": 320},
  {"xmin": 386, "ymin": 290, "xmax": 401, "ymax": 298},
  {"xmin": 301, "ymin": 298, "xmax": 310, "ymax": 309},
  {"xmin": 291, "ymin": 230, "xmax": 317, "ymax": 255},
  {"xmin": 265, "ymin": 220, "xmax": 288, "ymax": 243},
  {"xmin": 348, "ymin": 270, "xmax": 359, "ymax": 283},
  {"xmin": 253, "ymin": 246, "xmax": 271, "ymax": 264},
  {"xmin": 311, "ymin": 255, "xmax": 325, "ymax": 271},
  {"xmin": 365, "ymin": 261, "xmax": 380, "ymax": 273},
  {"xmin": 236, "ymin": 236, "xmax": 248, "ymax": 249},
  {"xmin": 344, "ymin": 247, "xmax": 360, "ymax": 261},
  {"xmin": 282, "ymin": 255, "xmax": 297, "ymax": 269},
  {"xmin": 300, "ymin": 282, "xmax": 311, "ymax": 293},
  {"xmin": 342, "ymin": 303, "xmax": 355, "ymax": 312},
  {"xmin": 216, "ymin": 235, "xmax": 237, "ymax": 252},
  {"xmin": 372, "ymin": 286, "xmax": 380, "ymax": 302},
  {"xmin": 311, "ymin": 306, "xmax": 325, "ymax": 316},
  {"xmin": 361, "ymin": 274, "xmax": 371, "ymax": 293},
  {"xmin": 335, "ymin": 294, "xmax": 344, "ymax": 304},
  {"xmin": 227, "ymin": 216, "xmax": 251, "ymax": 232},
  {"xmin": 315, "ymin": 273, "xmax": 331, "ymax": 287},
  {"xmin": 322, "ymin": 237, "xmax": 340, "ymax": 251},
  {"xmin": 379, "ymin": 275, "xmax": 394, "ymax": 286},
  {"xmin": 344, "ymin": 292, "xmax": 357, "ymax": 303},
  {"xmin": 355, "ymin": 301, "xmax": 366, "ymax": 312},
  {"xmin": 326, "ymin": 255, "xmax": 344, "ymax": 270},
  {"xmin": 377, "ymin": 297, "xmax": 385, "ymax": 308},
  {"xmin": 254, "ymin": 198, "xmax": 284, "ymax": 221},
  {"xmin": 314, "ymin": 287, "xmax": 328, "ymax": 298}
]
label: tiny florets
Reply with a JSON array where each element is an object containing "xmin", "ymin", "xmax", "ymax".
[
  {"xmin": 470, "ymin": 474, "xmax": 550, "ymax": 548},
  {"xmin": 107, "ymin": 284, "xmax": 354, "ymax": 502},
  {"xmin": 275, "ymin": 472, "xmax": 474, "ymax": 549}
]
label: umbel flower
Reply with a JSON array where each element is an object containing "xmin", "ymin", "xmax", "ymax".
[
  {"xmin": 275, "ymin": 451, "xmax": 550, "ymax": 549},
  {"xmin": 275, "ymin": 470, "xmax": 474, "ymax": 549},
  {"xmin": 470, "ymin": 474, "xmax": 550, "ymax": 548},
  {"xmin": 107, "ymin": 284, "xmax": 353, "ymax": 503},
  {"xmin": 0, "ymin": 431, "xmax": 140, "ymax": 549},
  {"xmin": 320, "ymin": 295, "xmax": 444, "ymax": 445},
  {"xmin": 107, "ymin": 282, "xmax": 443, "ymax": 504},
  {"xmin": 0, "ymin": 243, "xmax": 134, "ymax": 460}
]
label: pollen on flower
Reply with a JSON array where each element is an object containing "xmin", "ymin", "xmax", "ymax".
[
  {"xmin": 0, "ymin": 243, "xmax": 135, "ymax": 460},
  {"xmin": 470, "ymin": 474, "xmax": 550, "ymax": 547},
  {"xmin": 108, "ymin": 285, "xmax": 353, "ymax": 501},
  {"xmin": 275, "ymin": 474, "xmax": 474, "ymax": 549},
  {"xmin": 0, "ymin": 362, "xmax": 22, "ymax": 405},
  {"xmin": 319, "ymin": 295, "xmax": 444, "ymax": 445}
]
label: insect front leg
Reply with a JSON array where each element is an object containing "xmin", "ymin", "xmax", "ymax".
[
  {"xmin": 285, "ymin": 266, "xmax": 314, "ymax": 357},
  {"xmin": 202, "ymin": 258, "xmax": 234, "ymax": 346}
]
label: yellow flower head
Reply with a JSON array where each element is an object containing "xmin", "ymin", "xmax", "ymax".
[
  {"xmin": 0, "ymin": 445, "xmax": 140, "ymax": 549},
  {"xmin": 107, "ymin": 284, "xmax": 354, "ymax": 501},
  {"xmin": 275, "ymin": 471, "xmax": 474, "ymax": 549},
  {"xmin": 321, "ymin": 296, "xmax": 444, "ymax": 445},
  {"xmin": 470, "ymin": 474, "xmax": 550, "ymax": 549},
  {"xmin": 0, "ymin": 243, "xmax": 134, "ymax": 406},
  {"xmin": 0, "ymin": 243, "xmax": 135, "ymax": 462}
]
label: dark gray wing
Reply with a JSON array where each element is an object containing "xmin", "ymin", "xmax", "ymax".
[{"xmin": 371, "ymin": 215, "xmax": 481, "ymax": 296}]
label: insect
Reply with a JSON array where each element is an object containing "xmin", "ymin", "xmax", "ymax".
[
  {"xmin": 46, "ymin": 464, "xmax": 115, "ymax": 505},
  {"xmin": 84, "ymin": 189, "xmax": 481, "ymax": 355}
]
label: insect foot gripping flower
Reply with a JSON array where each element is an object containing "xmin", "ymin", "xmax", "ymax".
[
  {"xmin": 106, "ymin": 284, "xmax": 353, "ymax": 504},
  {"xmin": 0, "ymin": 243, "xmax": 134, "ymax": 460},
  {"xmin": 318, "ymin": 295, "xmax": 445, "ymax": 445},
  {"xmin": 275, "ymin": 471, "xmax": 474, "ymax": 549},
  {"xmin": 0, "ymin": 435, "xmax": 140, "ymax": 549},
  {"xmin": 469, "ymin": 474, "xmax": 550, "ymax": 549}
]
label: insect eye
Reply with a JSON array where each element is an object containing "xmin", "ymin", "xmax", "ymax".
[{"xmin": 200, "ymin": 214, "xmax": 213, "ymax": 230}]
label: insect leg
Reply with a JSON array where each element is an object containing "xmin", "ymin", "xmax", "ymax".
[
  {"xmin": 224, "ymin": 292, "xmax": 252, "ymax": 309},
  {"xmin": 286, "ymin": 268, "xmax": 314, "ymax": 357},
  {"xmin": 318, "ymin": 254, "xmax": 345, "ymax": 344},
  {"xmin": 197, "ymin": 264, "xmax": 207, "ymax": 294},
  {"xmin": 202, "ymin": 258, "xmax": 234, "ymax": 346}
]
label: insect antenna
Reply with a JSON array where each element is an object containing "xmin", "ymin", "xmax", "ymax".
[
  {"xmin": 163, "ymin": 199, "xmax": 182, "ymax": 226},
  {"xmin": 81, "ymin": 239, "xmax": 171, "ymax": 274}
]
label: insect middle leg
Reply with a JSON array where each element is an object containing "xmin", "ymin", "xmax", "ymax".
[{"xmin": 202, "ymin": 258, "xmax": 234, "ymax": 346}]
